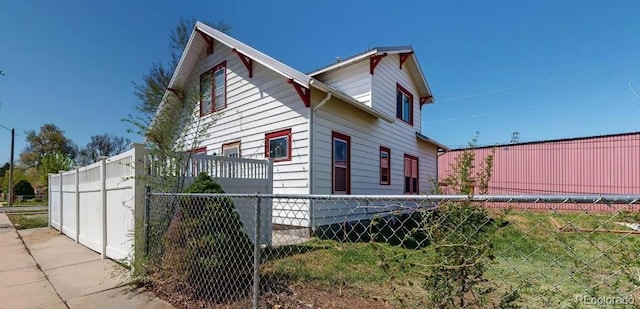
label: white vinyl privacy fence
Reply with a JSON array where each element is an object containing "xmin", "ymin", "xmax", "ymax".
[
  {"xmin": 49, "ymin": 144, "xmax": 273, "ymax": 263},
  {"xmin": 49, "ymin": 144, "xmax": 146, "ymax": 262}
]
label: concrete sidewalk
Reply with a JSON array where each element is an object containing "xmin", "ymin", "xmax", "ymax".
[{"xmin": 0, "ymin": 214, "xmax": 174, "ymax": 309}]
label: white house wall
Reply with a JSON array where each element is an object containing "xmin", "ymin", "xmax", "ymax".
[
  {"xmin": 179, "ymin": 43, "xmax": 311, "ymax": 196},
  {"xmin": 313, "ymin": 59, "xmax": 372, "ymax": 106},
  {"xmin": 371, "ymin": 55, "xmax": 422, "ymax": 128},
  {"xmin": 313, "ymin": 99, "xmax": 438, "ymax": 196}
]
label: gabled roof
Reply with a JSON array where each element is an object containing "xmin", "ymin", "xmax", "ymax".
[
  {"xmin": 308, "ymin": 46, "xmax": 434, "ymax": 103},
  {"xmin": 159, "ymin": 22, "xmax": 397, "ymax": 124},
  {"xmin": 169, "ymin": 21, "xmax": 310, "ymax": 89},
  {"xmin": 154, "ymin": 22, "xmax": 437, "ymax": 133}
]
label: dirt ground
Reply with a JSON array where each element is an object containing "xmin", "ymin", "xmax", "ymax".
[{"xmin": 147, "ymin": 279, "xmax": 395, "ymax": 309}]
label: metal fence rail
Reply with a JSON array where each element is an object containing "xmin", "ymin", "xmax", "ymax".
[{"xmin": 144, "ymin": 193, "xmax": 640, "ymax": 308}]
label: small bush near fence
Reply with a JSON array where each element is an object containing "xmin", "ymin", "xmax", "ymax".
[
  {"xmin": 146, "ymin": 174, "xmax": 254, "ymax": 306},
  {"xmin": 142, "ymin": 194, "xmax": 640, "ymax": 308}
]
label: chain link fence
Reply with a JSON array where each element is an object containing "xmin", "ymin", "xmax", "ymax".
[{"xmin": 143, "ymin": 193, "xmax": 640, "ymax": 308}]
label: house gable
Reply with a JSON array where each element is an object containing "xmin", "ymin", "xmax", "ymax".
[{"xmin": 310, "ymin": 47, "xmax": 434, "ymax": 128}]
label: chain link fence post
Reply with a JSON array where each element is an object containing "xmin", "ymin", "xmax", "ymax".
[
  {"xmin": 253, "ymin": 193, "xmax": 262, "ymax": 309},
  {"xmin": 143, "ymin": 186, "xmax": 150, "ymax": 257}
]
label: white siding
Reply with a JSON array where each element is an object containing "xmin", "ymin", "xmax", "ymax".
[
  {"xmin": 180, "ymin": 42, "xmax": 310, "ymax": 195},
  {"xmin": 371, "ymin": 55, "xmax": 422, "ymax": 129},
  {"xmin": 311, "ymin": 97, "xmax": 437, "ymax": 226},
  {"xmin": 313, "ymin": 59, "xmax": 372, "ymax": 106},
  {"xmin": 312, "ymin": 98, "xmax": 438, "ymax": 196}
]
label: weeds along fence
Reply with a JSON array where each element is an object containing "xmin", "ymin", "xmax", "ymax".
[{"xmin": 144, "ymin": 193, "xmax": 640, "ymax": 308}]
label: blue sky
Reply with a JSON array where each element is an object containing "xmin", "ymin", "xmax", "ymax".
[{"xmin": 1, "ymin": 1, "xmax": 640, "ymax": 163}]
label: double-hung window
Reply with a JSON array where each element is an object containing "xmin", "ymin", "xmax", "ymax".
[
  {"xmin": 265, "ymin": 129, "xmax": 292, "ymax": 162},
  {"xmin": 404, "ymin": 154, "xmax": 419, "ymax": 194},
  {"xmin": 200, "ymin": 61, "xmax": 227, "ymax": 116},
  {"xmin": 332, "ymin": 132, "xmax": 351, "ymax": 194},
  {"xmin": 380, "ymin": 147, "xmax": 390, "ymax": 185},
  {"xmin": 396, "ymin": 84, "xmax": 413, "ymax": 125}
]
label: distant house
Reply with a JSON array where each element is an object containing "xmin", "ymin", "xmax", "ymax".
[
  {"xmin": 150, "ymin": 22, "xmax": 448, "ymax": 226},
  {"xmin": 438, "ymin": 132, "xmax": 640, "ymax": 210}
]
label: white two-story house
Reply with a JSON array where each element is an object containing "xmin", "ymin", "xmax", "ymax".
[{"xmin": 153, "ymin": 22, "xmax": 448, "ymax": 227}]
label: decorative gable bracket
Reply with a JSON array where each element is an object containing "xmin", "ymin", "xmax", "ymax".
[
  {"xmin": 288, "ymin": 79, "xmax": 310, "ymax": 107},
  {"xmin": 399, "ymin": 52, "xmax": 414, "ymax": 69},
  {"xmin": 196, "ymin": 29, "xmax": 214, "ymax": 54},
  {"xmin": 420, "ymin": 96, "xmax": 434, "ymax": 106},
  {"xmin": 233, "ymin": 48, "xmax": 253, "ymax": 78},
  {"xmin": 369, "ymin": 53, "xmax": 388, "ymax": 75}
]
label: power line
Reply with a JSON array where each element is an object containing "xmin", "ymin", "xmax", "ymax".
[{"xmin": 435, "ymin": 58, "xmax": 639, "ymax": 104}]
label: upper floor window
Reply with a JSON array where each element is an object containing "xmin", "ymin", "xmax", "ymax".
[
  {"xmin": 396, "ymin": 83, "xmax": 413, "ymax": 125},
  {"xmin": 265, "ymin": 129, "xmax": 292, "ymax": 162},
  {"xmin": 200, "ymin": 61, "xmax": 227, "ymax": 116},
  {"xmin": 380, "ymin": 146, "xmax": 390, "ymax": 185}
]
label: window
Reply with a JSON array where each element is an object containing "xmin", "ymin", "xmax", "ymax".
[
  {"xmin": 396, "ymin": 83, "xmax": 413, "ymax": 125},
  {"xmin": 332, "ymin": 131, "xmax": 351, "ymax": 194},
  {"xmin": 265, "ymin": 129, "xmax": 292, "ymax": 162},
  {"xmin": 380, "ymin": 146, "xmax": 390, "ymax": 185},
  {"xmin": 222, "ymin": 141, "xmax": 241, "ymax": 158},
  {"xmin": 404, "ymin": 154, "xmax": 419, "ymax": 194},
  {"xmin": 200, "ymin": 61, "xmax": 227, "ymax": 116}
]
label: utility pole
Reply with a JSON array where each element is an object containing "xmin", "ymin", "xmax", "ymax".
[{"xmin": 8, "ymin": 128, "xmax": 14, "ymax": 207}]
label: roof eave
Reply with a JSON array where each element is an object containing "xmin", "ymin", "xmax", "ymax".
[
  {"xmin": 310, "ymin": 79, "xmax": 395, "ymax": 123},
  {"xmin": 416, "ymin": 132, "xmax": 449, "ymax": 151},
  {"xmin": 309, "ymin": 46, "xmax": 414, "ymax": 76},
  {"xmin": 195, "ymin": 22, "xmax": 310, "ymax": 86}
]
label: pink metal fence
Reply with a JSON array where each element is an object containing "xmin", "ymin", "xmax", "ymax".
[{"xmin": 438, "ymin": 132, "xmax": 640, "ymax": 212}]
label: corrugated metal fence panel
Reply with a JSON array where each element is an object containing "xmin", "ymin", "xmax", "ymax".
[{"xmin": 438, "ymin": 133, "xmax": 640, "ymax": 212}]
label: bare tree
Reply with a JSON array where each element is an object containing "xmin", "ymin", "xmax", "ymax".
[
  {"xmin": 77, "ymin": 134, "xmax": 131, "ymax": 165},
  {"xmin": 133, "ymin": 18, "xmax": 231, "ymax": 116}
]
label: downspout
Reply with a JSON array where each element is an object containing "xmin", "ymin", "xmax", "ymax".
[
  {"xmin": 313, "ymin": 92, "xmax": 331, "ymax": 111},
  {"xmin": 308, "ymin": 90, "xmax": 331, "ymax": 233},
  {"xmin": 309, "ymin": 91, "xmax": 332, "ymax": 195}
]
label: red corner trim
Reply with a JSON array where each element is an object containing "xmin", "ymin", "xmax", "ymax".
[
  {"xmin": 288, "ymin": 79, "xmax": 310, "ymax": 107},
  {"xmin": 233, "ymin": 49, "xmax": 253, "ymax": 78},
  {"xmin": 196, "ymin": 29, "xmax": 213, "ymax": 54},
  {"xmin": 369, "ymin": 53, "xmax": 387, "ymax": 75},
  {"xmin": 399, "ymin": 52, "xmax": 414, "ymax": 69},
  {"xmin": 420, "ymin": 96, "xmax": 434, "ymax": 105}
]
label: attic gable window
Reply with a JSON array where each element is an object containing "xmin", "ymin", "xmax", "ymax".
[
  {"xmin": 200, "ymin": 61, "xmax": 227, "ymax": 116},
  {"xmin": 396, "ymin": 83, "xmax": 413, "ymax": 125}
]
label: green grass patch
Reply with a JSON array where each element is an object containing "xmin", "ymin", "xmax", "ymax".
[
  {"xmin": 262, "ymin": 211, "xmax": 640, "ymax": 307},
  {"xmin": 7, "ymin": 214, "xmax": 49, "ymax": 229},
  {"xmin": 11, "ymin": 200, "xmax": 48, "ymax": 206}
]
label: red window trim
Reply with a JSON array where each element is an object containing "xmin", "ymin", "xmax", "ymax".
[
  {"xmin": 265, "ymin": 129, "xmax": 292, "ymax": 162},
  {"xmin": 404, "ymin": 154, "xmax": 419, "ymax": 195},
  {"xmin": 331, "ymin": 131, "xmax": 351, "ymax": 194},
  {"xmin": 200, "ymin": 61, "xmax": 227, "ymax": 117},
  {"xmin": 189, "ymin": 147, "xmax": 207, "ymax": 154},
  {"xmin": 380, "ymin": 146, "xmax": 391, "ymax": 185},
  {"xmin": 221, "ymin": 141, "xmax": 241, "ymax": 157},
  {"xmin": 396, "ymin": 83, "xmax": 414, "ymax": 126}
]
